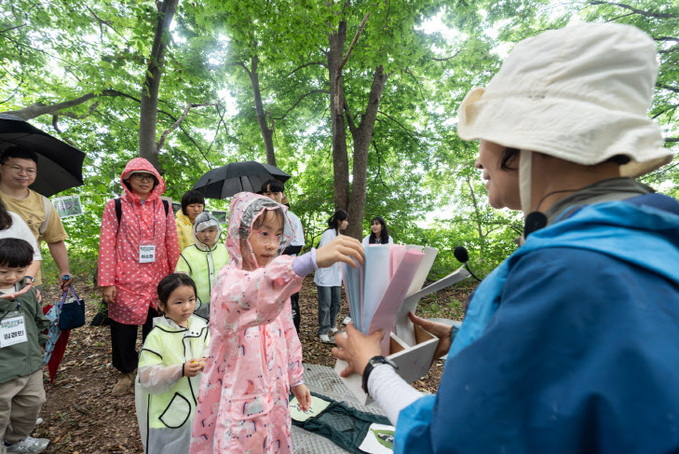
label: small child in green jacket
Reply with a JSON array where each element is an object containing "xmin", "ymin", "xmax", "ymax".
[
  {"xmin": 0, "ymin": 238, "xmax": 50, "ymax": 453},
  {"xmin": 175, "ymin": 212, "xmax": 228, "ymax": 320}
]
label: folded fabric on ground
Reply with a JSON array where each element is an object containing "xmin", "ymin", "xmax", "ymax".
[{"xmin": 290, "ymin": 391, "xmax": 393, "ymax": 454}]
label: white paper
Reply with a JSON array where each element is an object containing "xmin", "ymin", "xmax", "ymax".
[
  {"xmin": 361, "ymin": 246, "xmax": 391, "ymax": 332},
  {"xmin": 358, "ymin": 423, "xmax": 396, "ymax": 453},
  {"xmin": 289, "ymin": 394, "xmax": 331, "ymax": 422},
  {"xmin": 405, "ymin": 246, "xmax": 438, "ymax": 297}
]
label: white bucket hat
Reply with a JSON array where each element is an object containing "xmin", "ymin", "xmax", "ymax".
[{"xmin": 458, "ymin": 23, "xmax": 671, "ymax": 212}]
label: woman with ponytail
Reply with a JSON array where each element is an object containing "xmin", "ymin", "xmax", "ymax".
[{"xmin": 313, "ymin": 210, "xmax": 349, "ymax": 343}]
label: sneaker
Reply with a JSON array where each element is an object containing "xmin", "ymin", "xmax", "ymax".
[
  {"xmin": 6, "ymin": 436, "xmax": 50, "ymax": 453},
  {"xmin": 319, "ymin": 334, "xmax": 334, "ymax": 344},
  {"xmin": 343, "ymin": 316, "xmax": 352, "ymax": 325},
  {"xmin": 329, "ymin": 327, "xmax": 339, "ymax": 334}
]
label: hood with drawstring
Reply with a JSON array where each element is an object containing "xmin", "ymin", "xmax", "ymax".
[
  {"xmin": 191, "ymin": 212, "xmax": 223, "ymax": 252},
  {"xmin": 225, "ymin": 192, "xmax": 292, "ymax": 270},
  {"xmin": 120, "ymin": 157, "xmax": 165, "ymax": 202}
]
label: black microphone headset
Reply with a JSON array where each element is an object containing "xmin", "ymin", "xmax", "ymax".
[{"xmin": 454, "ymin": 246, "xmax": 482, "ymax": 282}]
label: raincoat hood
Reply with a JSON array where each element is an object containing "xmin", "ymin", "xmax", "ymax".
[
  {"xmin": 191, "ymin": 211, "xmax": 223, "ymax": 252},
  {"xmin": 120, "ymin": 157, "xmax": 165, "ymax": 202},
  {"xmin": 226, "ymin": 192, "xmax": 292, "ymax": 270}
]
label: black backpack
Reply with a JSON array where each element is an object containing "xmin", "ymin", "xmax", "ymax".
[{"xmin": 113, "ymin": 197, "xmax": 169, "ymax": 226}]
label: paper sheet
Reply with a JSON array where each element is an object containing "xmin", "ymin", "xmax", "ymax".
[
  {"xmin": 289, "ymin": 394, "xmax": 331, "ymax": 422},
  {"xmin": 405, "ymin": 246, "xmax": 438, "ymax": 297},
  {"xmin": 361, "ymin": 246, "xmax": 392, "ymax": 333},
  {"xmin": 340, "ymin": 259, "xmax": 364, "ymax": 331},
  {"xmin": 358, "ymin": 423, "xmax": 396, "ymax": 453},
  {"xmin": 389, "ymin": 245, "xmax": 407, "ymax": 278},
  {"xmin": 368, "ymin": 249, "xmax": 425, "ymax": 355}
]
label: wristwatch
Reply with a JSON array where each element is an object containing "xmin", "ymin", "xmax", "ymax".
[
  {"xmin": 362, "ymin": 355, "xmax": 398, "ymax": 394},
  {"xmin": 24, "ymin": 276, "xmax": 34, "ymax": 284}
]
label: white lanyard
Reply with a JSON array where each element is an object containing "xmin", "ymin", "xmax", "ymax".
[{"xmin": 129, "ymin": 200, "xmax": 158, "ymax": 263}]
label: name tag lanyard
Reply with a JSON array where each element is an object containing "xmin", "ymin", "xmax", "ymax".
[
  {"xmin": 8, "ymin": 283, "xmax": 20, "ymax": 309},
  {"xmin": 129, "ymin": 200, "xmax": 157, "ymax": 263}
]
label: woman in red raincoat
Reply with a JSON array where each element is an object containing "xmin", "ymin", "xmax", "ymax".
[{"xmin": 98, "ymin": 158, "xmax": 180, "ymax": 395}]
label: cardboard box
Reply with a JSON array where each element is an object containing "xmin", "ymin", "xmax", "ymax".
[{"xmin": 335, "ymin": 266, "xmax": 470, "ymax": 404}]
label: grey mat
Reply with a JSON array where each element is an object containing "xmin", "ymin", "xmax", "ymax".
[{"xmin": 292, "ymin": 364, "xmax": 387, "ymax": 453}]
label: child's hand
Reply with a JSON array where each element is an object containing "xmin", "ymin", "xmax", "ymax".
[
  {"xmin": 316, "ymin": 235, "xmax": 365, "ymax": 269},
  {"xmin": 0, "ymin": 284, "xmax": 32, "ymax": 301},
  {"xmin": 184, "ymin": 359, "xmax": 203, "ymax": 377},
  {"xmin": 292, "ymin": 383, "xmax": 311, "ymax": 412}
]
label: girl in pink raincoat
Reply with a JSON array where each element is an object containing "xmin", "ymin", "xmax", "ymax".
[
  {"xmin": 190, "ymin": 192, "xmax": 364, "ymax": 453},
  {"xmin": 98, "ymin": 158, "xmax": 180, "ymax": 395}
]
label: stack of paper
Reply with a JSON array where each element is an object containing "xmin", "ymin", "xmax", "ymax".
[{"xmin": 340, "ymin": 244, "xmax": 437, "ymax": 355}]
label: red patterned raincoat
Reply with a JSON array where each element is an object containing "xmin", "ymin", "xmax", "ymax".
[{"xmin": 97, "ymin": 158, "xmax": 180, "ymax": 325}]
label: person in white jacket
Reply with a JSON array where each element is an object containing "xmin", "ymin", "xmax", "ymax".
[{"xmin": 313, "ymin": 209, "xmax": 349, "ymax": 343}]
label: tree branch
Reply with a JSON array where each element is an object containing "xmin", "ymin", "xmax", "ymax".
[
  {"xmin": 371, "ymin": 139, "xmax": 390, "ymax": 190},
  {"xmin": 0, "ymin": 23, "xmax": 26, "ymax": 34},
  {"xmin": 377, "ymin": 110, "xmax": 418, "ymax": 142},
  {"xmin": 1, "ymin": 90, "xmax": 131, "ymax": 120},
  {"xmin": 337, "ymin": 13, "xmax": 370, "ymax": 78},
  {"xmin": 343, "ymin": 94, "xmax": 357, "ymax": 135},
  {"xmin": 588, "ymin": 0, "xmax": 679, "ymax": 18},
  {"xmin": 260, "ymin": 61, "xmax": 327, "ymax": 92},
  {"xmin": 272, "ymin": 89, "xmax": 328, "ymax": 122},
  {"xmin": 432, "ymin": 50, "xmax": 461, "ymax": 62},
  {"xmin": 156, "ymin": 102, "xmax": 214, "ymax": 152},
  {"xmin": 658, "ymin": 83, "xmax": 679, "ymax": 94}
]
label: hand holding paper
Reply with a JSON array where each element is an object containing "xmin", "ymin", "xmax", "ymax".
[
  {"xmin": 340, "ymin": 244, "xmax": 426, "ymax": 355},
  {"xmin": 333, "ymin": 323, "xmax": 384, "ymax": 377},
  {"xmin": 316, "ymin": 235, "xmax": 365, "ymax": 268}
]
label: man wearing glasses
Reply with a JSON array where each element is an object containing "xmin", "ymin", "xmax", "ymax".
[{"xmin": 0, "ymin": 147, "xmax": 71, "ymax": 290}]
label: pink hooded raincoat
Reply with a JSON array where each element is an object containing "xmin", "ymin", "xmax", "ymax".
[
  {"xmin": 190, "ymin": 192, "xmax": 304, "ymax": 454},
  {"xmin": 97, "ymin": 158, "xmax": 180, "ymax": 325}
]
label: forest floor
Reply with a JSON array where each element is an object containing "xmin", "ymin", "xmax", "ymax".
[{"xmin": 33, "ymin": 275, "xmax": 474, "ymax": 453}]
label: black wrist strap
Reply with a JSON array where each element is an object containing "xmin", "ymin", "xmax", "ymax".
[{"xmin": 362, "ymin": 355, "xmax": 398, "ymax": 394}]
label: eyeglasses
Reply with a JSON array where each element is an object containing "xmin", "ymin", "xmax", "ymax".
[
  {"xmin": 130, "ymin": 173, "xmax": 155, "ymax": 182},
  {"xmin": 251, "ymin": 230, "xmax": 288, "ymax": 245},
  {"xmin": 2, "ymin": 164, "xmax": 36, "ymax": 176}
]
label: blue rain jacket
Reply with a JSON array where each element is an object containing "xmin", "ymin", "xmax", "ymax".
[{"xmin": 396, "ymin": 194, "xmax": 679, "ymax": 454}]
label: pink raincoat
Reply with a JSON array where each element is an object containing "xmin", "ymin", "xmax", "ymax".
[
  {"xmin": 190, "ymin": 192, "xmax": 304, "ymax": 454},
  {"xmin": 97, "ymin": 158, "xmax": 180, "ymax": 325}
]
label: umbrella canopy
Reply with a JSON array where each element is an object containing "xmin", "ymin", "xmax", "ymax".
[
  {"xmin": 0, "ymin": 114, "xmax": 86, "ymax": 197},
  {"xmin": 193, "ymin": 160, "xmax": 291, "ymax": 199}
]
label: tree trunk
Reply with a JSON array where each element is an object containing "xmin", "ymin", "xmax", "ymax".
[
  {"xmin": 345, "ymin": 65, "xmax": 388, "ymax": 239},
  {"xmin": 139, "ymin": 0, "xmax": 179, "ymax": 172},
  {"xmin": 249, "ymin": 54, "xmax": 276, "ymax": 166},
  {"xmin": 327, "ymin": 19, "xmax": 350, "ymax": 211}
]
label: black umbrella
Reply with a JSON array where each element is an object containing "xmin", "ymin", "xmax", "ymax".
[
  {"xmin": 0, "ymin": 114, "xmax": 85, "ymax": 197},
  {"xmin": 193, "ymin": 160, "xmax": 291, "ymax": 199}
]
